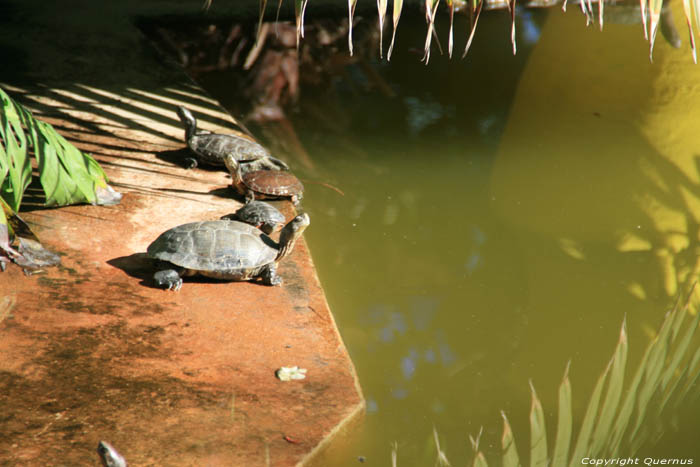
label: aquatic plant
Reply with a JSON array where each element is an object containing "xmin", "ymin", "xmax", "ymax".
[
  {"xmin": 0, "ymin": 87, "xmax": 120, "ymax": 268},
  {"xmin": 395, "ymin": 289, "xmax": 700, "ymax": 465}
]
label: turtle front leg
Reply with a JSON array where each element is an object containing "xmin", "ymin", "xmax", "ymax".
[
  {"xmin": 154, "ymin": 268, "xmax": 184, "ymax": 291},
  {"xmin": 184, "ymin": 157, "xmax": 199, "ymax": 169},
  {"xmin": 260, "ymin": 263, "xmax": 282, "ymax": 286}
]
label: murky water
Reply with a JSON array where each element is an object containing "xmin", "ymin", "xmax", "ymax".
[{"xmin": 196, "ymin": 5, "xmax": 700, "ymax": 464}]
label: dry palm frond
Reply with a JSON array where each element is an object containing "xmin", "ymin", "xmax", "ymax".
[{"xmin": 387, "ymin": 0, "xmax": 405, "ymax": 60}]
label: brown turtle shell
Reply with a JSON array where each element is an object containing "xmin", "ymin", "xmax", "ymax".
[{"xmin": 243, "ymin": 170, "xmax": 304, "ymax": 198}]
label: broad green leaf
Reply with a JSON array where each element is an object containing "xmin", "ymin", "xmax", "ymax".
[
  {"xmin": 387, "ymin": 0, "xmax": 404, "ymax": 60},
  {"xmin": 590, "ymin": 321, "xmax": 628, "ymax": 454},
  {"xmin": 529, "ymin": 381, "xmax": 547, "ymax": 467},
  {"xmin": 0, "ymin": 88, "xmax": 32, "ymax": 212},
  {"xmin": 552, "ymin": 363, "xmax": 572, "ymax": 467},
  {"xmin": 348, "ymin": 0, "xmax": 358, "ymax": 55},
  {"xmin": 378, "ymin": 0, "xmax": 388, "ymax": 58},
  {"xmin": 1, "ymin": 87, "xmax": 113, "ymax": 210},
  {"xmin": 500, "ymin": 411, "xmax": 520, "ymax": 467},
  {"xmin": 462, "ymin": 0, "xmax": 484, "ymax": 58}
]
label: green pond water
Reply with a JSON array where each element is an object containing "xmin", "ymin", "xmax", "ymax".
[{"xmin": 200, "ymin": 5, "xmax": 700, "ymax": 464}]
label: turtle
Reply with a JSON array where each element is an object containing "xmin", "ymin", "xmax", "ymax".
[
  {"xmin": 221, "ymin": 200, "xmax": 285, "ymax": 235},
  {"xmin": 225, "ymin": 156, "xmax": 304, "ymax": 206},
  {"xmin": 97, "ymin": 441, "xmax": 127, "ymax": 467},
  {"xmin": 175, "ymin": 106, "xmax": 289, "ymax": 172},
  {"xmin": 147, "ymin": 213, "xmax": 310, "ymax": 290}
]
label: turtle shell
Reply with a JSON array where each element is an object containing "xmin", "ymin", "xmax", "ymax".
[
  {"xmin": 147, "ymin": 220, "xmax": 277, "ymax": 274},
  {"xmin": 230, "ymin": 201, "xmax": 285, "ymax": 233},
  {"xmin": 190, "ymin": 133, "xmax": 269, "ymax": 165},
  {"xmin": 243, "ymin": 170, "xmax": 304, "ymax": 198}
]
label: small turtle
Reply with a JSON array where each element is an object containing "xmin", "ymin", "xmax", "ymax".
[
  {"xmin": 225, "ymin": 156, "xmax": 304, "ymax": 206},
  {"xmin": 97, "ymin": 441, "xmax": 127, "ymax": 467},
  {"xmin": 147, "ymin": 214, "xmax": 310, "ymax": 290},
  {"xmin": 221, "ymin": 201, "xmax": 285, "ymax": 235},
  {"xmin": 176, "ymin": 106, "xmax": 289, "ymax": 172}
]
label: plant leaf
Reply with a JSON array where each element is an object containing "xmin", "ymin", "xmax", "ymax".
[
  {"xmin": 529, "ymin": 381, "xmax": 548, "ymax": 467},
  {"xmin": 294, "ymin": 0, "xmax": 309, "ymax": 48},
  {"xmin": 500, "ymin": 411, "xmax": 520, "ymax": 467},
  {"xmin": 422, "ymin": 0, "xmax": 441, "ymax": 64},
  {"xmin": 509, "ymin": 0, "xmax": 517, "ymax": 54},
  {"xmin": 348, "ymin": 0, "xmax": 358, "ymax": 55},
  {"xmin": 569, "ymin": 358, "xmax": 611, "ymax": 464},
  {"xmin": 649, "ymin": 0, "xmax": 664, "ymax": 60},
  {"xmin": 640, "ymin": 0, "xmax": 649, "ymax": 40},
  {"xmin": 0, "ymin": 88, "xmax": 32, "ymax": 212},
  {"xmin": 552, "ymin": 362, "xmax": 572, "ymax": 467},
  {"xmin": 378, "ymin": 0, "xmax": 388, "ymax": 58},
  {"xmin": 590, "ymin": 321, "xmax": 628, "ymax": 454},
  {"xmin": 462, "ymin": 0, "xmax": 484, "ymax": 58},
  {"xmin": 447, "ymin": 0, "xmax": 455, "ymax": 58},
  {"xmin": 256, "ymin": 0, "xmax": 269, "ymax": 45},
  {"xmin": 388, "ymin": 0, "xmax": 404, "ymax": 60}
]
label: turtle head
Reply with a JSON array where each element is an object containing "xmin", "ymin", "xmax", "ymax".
[
  {"xmin": 97, "ymin": 441, "xmax": 127, "ymax": 467},
  {"xmin": 276, "ymin": 213, "xmax": 310, "ymax": 261},
  {"xmin": 223, "ymin": 154, "xmax": 245, "ymax": 192},
  {"xmin": 176, "ymin": 106, "xmax": 197, "ymax": 139}
]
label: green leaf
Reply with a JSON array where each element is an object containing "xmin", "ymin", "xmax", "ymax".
[
  {"xmin": 569, "ymin": 357, "xmax": 611, "ymax": 464},
  {"xmin": 529, "ymin": 381, "xmax": 548, "ymax": 467},
  {"xmin": 590, "ymin": 321, "xmax": 628, "ymax": 454},
  {"xmin": 0, "ymin": 86, "xmax": 115, "ymax": 210},
  {"xmin": 473, "ymin": 452, "xmax": 488, "ymax": 467},
  {"xmin": 552, "ymin": 363, "xmax": 572, "ymax": 467},
  {"xmin": 500, "ymin": 411, "xmax": 521, "ymax": 467},
  {"xmin": 0, "ymin": 88, "xmax": 32, "ymax": 212}
]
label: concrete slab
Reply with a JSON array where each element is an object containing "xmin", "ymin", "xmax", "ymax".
[{"xmin": 0, "ymin": 1, "xmax": 363, "ymax": 465}]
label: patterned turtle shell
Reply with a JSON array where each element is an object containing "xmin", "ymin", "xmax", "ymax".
[
  {"xmin": 243, "ymin": 170, "xmax": 304, "ymax": 202},
  {"xmin": 147, "ymin": 220, "xmax": 277, "ymax": 274}
]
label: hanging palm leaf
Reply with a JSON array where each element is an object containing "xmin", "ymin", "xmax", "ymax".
[
  {"xmin": 681, "ymin": 0, "xmax": 699, "ymax": 63},
  {"xmin": 378, "ymin": 0, "xmax": 389, "ymax": 58},
  {"xmin": 348, "ymin": 0, "xmax": 359, "ymax": 55},
  {"xmin": 648, "ymin": 0, "xmax": 664, "ymax": 59},
  {"xmin": 446, "ymin": 0, "xmax": 456, "ymax": 58},
  {"xmin": 423, "ymin": 0, "xmax": 441, "ymax": 64},
  {"xmin": 294, "ymin": 0, "xmax": 310, "ymax": 48},
  {"xmin": 462, "ymin": 0, "xmax": 484, "ymax": 58},
  {"xmin": 508, "ymin": 0, "xmax": 517, "ymax": 54},
  {"xmin": 387, "ymin": 0, "xmax": 405, "ymax": 60}
]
